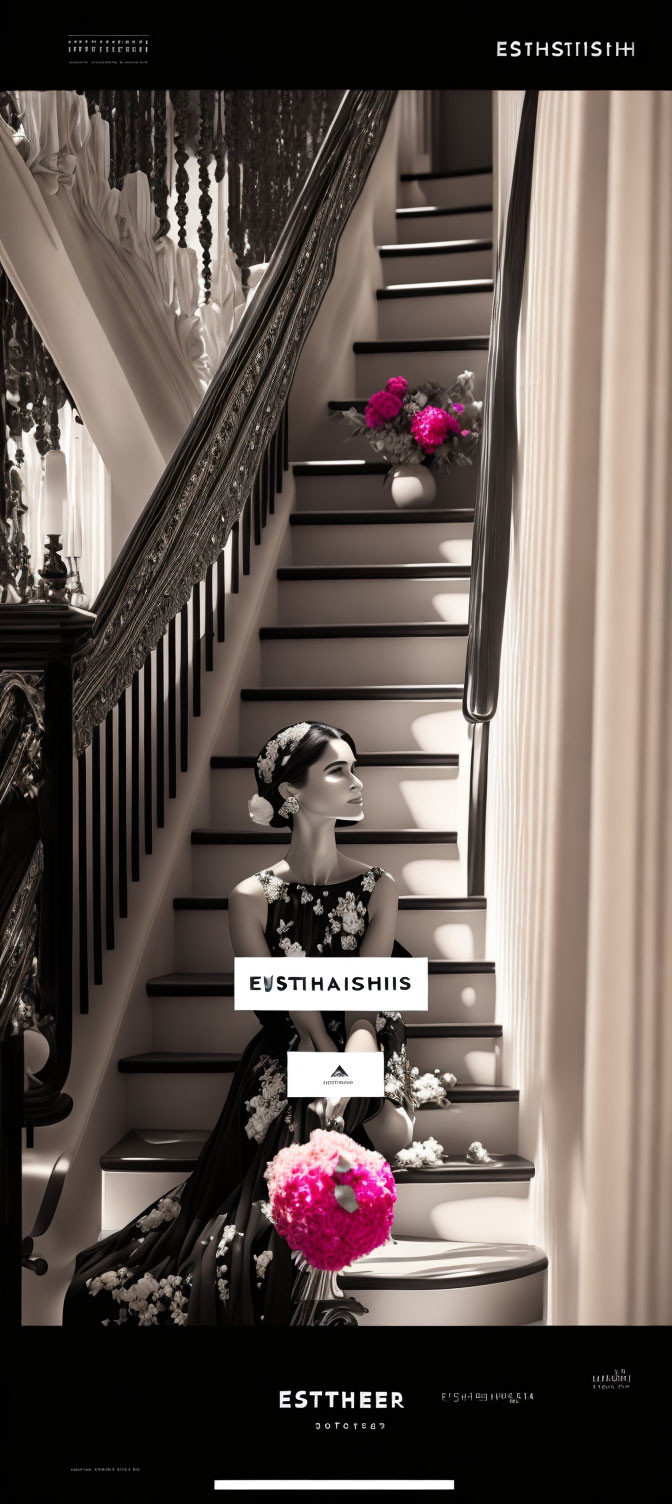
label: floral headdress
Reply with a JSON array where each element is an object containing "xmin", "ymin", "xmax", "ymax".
[{"xmin": 248, "ymin": 721, "xmax": 313, "ymax": 826}]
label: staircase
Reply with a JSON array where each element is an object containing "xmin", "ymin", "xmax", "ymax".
[{"xmin": 96, "ymin": 147, "xmax": 548, "ymax": 1325}]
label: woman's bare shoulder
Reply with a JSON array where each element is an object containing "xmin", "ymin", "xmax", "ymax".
[
  {"xmin": 367, "ymin": 867, "xmax": 398, "ymax": 904},
  {"xmin": 228, "ymin": 874, "xmax": 267, "ymax": 906}
]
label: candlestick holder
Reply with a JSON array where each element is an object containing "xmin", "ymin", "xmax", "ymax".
[
  {"xmin": 67, "ymin": 556, "xmax": 89, "ymax": 610},
  {"xmin": 38, "ymin": 533, "xmax": 69, "ymax": 602}
]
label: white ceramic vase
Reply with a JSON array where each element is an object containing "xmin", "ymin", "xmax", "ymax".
[{"xmin": 389, "ymin": 463, "xmax": 437, "ymax": 508}]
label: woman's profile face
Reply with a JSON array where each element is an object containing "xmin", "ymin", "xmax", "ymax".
[{"xmin": 291, "ymin": 736, "xmax": 364, "ymax": 821}]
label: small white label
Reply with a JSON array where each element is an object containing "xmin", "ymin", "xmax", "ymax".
[
  {"xmin": 234, "ymin": 956, "xmax": 428, "ymax": 1011},
  {"xmin": 287, "ymin": 1050, "xmax": 384, "ymax": 1098}
]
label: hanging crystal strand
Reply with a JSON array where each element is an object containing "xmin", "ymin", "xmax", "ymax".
[
  {"xmin": 138, "ymin": 88, "xmax": 153, "ymax": 180},
  {"xmin": 152, "ymin": 90, "xmax": 170, "ymax": 241},
  {"xmin": 170, "ymin": 89, "xmax": 190, "ymax": 250},
  {"xmin": 197, "ymin": 89, "xmax": 214, "ymax": 301}
]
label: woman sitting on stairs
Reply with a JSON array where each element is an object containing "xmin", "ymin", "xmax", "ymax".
[{"xmin": 62, "ymin": 720, "xmax": 415, "ymax": 1327}]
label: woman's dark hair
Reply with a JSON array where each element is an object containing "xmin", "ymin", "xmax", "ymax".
[{"xmin": 254, "ymin": 721, "xmax": 358, "ymax": 829}]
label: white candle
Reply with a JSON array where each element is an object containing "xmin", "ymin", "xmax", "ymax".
[
  {"xmin": 43, "ymin": 450, "xmax": 68, "ymax": 537},
  {"xmin": 72, "ymin": 493, "xmax": 82, "ymax": 557}
]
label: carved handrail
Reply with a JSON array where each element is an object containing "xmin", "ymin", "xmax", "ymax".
[
  {"xmin": 463, "ymin": 91, "xmax": 538, "ymax": 894},
  {"xmin": 72, "ymin": 89, "xmax": 397, "ymax": 755}
]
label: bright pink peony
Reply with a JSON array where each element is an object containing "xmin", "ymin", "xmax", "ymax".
[
  {"xmin": 411, "ymin": 404, "xmax": 455, "ymax": 451},
  {"xmin": 265, "ymin": 1128, "xmax": 397, "ymax": 1271},
  {"xmin": 385, "ymin": 376, "xmax": 408, "ymax": 399},
  {"xmin": 364, "ymin": 390, "xmax": 403, "ymax": 428},
  {"xmin": 451, "ymin": 402, "xmax": 465, "ymax": 414}
]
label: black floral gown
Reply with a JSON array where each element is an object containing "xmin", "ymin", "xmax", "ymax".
[{"xmin": 62, "ymin": 865, "xmax": 414, "ymax": 1328}]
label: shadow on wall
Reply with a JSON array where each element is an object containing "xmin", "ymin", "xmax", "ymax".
[{"xmin": 432, "ymin": 92, "xmax": 493, "ymax": 172}]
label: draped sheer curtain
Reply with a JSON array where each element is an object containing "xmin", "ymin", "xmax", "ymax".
[{"xmin": 487, "ymin": 90, "xmax": 672, "ymax": 1325}]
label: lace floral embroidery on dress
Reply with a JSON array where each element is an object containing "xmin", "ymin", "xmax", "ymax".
[
  {"xmin": 87, "ymin": 1268, "xmax": 191, "ymax": 1326},
  {"xmin": 244, "ymin": 1053, "xmax": 288, "ymax": 1142},
  {"xmin": 135, "ymin": 1192, "xmax": 183, "ymax": 1235},
  {"xmin": 215, "ymin": 1222, "xmax": 243, "ymax": 1304},
  {"xmin": 256, "ymin": 870, "xmax": 291, "ymax": 904}
]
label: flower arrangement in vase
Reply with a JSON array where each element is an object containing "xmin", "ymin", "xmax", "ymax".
[
  {"xmin": 265, "ymin": 1127, "xmax": 396, "ymax": 1325},
  {"xmin": 334, "ymin": 371, "xmax": 483, "ymax": 507}
]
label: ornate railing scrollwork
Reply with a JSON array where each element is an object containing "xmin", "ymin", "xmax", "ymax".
[{"xmin": 72, "ymin": 89, "xmax": 397, "ymax": 754}]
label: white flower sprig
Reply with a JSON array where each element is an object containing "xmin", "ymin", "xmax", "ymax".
[
  {"xmin": 249, "ymin": 794, "xmax": 275, "ymax": 825},
  {"xmin": 410, "ymin": 1067, "xmax": 457, "ymax": 1107},
  {"xmin": 256, "ymin": 722, "xmax": 312, "ymax": 784},
  {"xmin": 394, "ymin": 1136, "xmax": 445, "ymax": 1168}
]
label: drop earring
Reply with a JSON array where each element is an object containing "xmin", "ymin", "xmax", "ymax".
[{"xmin": 278, "ymin": 794, "xmax": 300, "ymax": 819}]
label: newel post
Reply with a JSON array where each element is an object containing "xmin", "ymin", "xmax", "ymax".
[{"xmin": 0, "ymin": 600, "xmax": 94, "ymax": 1326}]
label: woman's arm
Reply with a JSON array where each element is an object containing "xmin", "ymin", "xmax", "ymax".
[
  {"xmin": 228, "ymin": 879, "xmax": 271, "ymax": 956},
  {"xmin": 358, "ymin": 870, "xmax": 399, "ymax": 957}
]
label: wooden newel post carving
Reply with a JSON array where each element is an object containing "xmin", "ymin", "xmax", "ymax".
[{"xmin": 0, "ymin": 600, "xmax": 94, "ymax": 1327}]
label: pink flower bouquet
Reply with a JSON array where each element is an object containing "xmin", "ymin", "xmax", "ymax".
[
  {"xmin": 264, "ymin": 1127, "xmax": 396, "ymax": 1271},
  {"xmin": 334, "ymin": 371, "xmax": 483, "ymax": 474}
]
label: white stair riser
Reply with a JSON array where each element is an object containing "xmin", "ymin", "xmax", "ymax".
[
  {"xmin": 347, "ymin": 1269, "xmax": 546, "ymax": 1325},
  {"xmin": 278, "ymin": 577, "xmax": 470, "ymax": 625},
  {"xmin": 396, "ymin": 209, "xmax": 493, "ymax": 244},
  {"xmin": 124, "ymin": 1072, "xmax": 233, "ymax": 1129},
  {"xmin": 398, "ymin": 173, "xmax": 494, "ymax": 210},
  {"xmin": 124, "ymin": 1074, "xmax": 514, "ymax": 1139},
  {"xmin": 150, "ymin": 974, "xmax": 498, "ymax": 1055},
  {"xmin": 408, "ymin": 1036, "xmax": 501, "ymax": 1085},
  {"xmin": 377, "ymin": 289, "xmax": 493, "ymax": 341},
  {"xmin": 260, "ymin": 635, "xmax": 468, "ymax": 688},
  {"xmin": 211, "ymin": 764, "xmax": 462, "ymax": 831},
  {"xmin": 381, "ymin": 247, "xmax": 493, "ymax": 285},
  {"xmin": 238, "ymin": 697, "xmax": 467, "ymax": 753},
  {"xmin": 152, "ymin": 997, "xmax": 261, "ymax": 1053},
  {"xmin": 292, "ymin": 463, "xmax": 479, "ymax": 511},
  {"xmin": 356, "ymin": 345, "xmax": 488, "ymax": 396},
  {"xmin": 413, "ymin": 1099, "xmax": 517, "ymax": 1149},
  {"xmin": 193, "ymin": 842, "xmax": 466, "ymax": 898},
  {"xmin": 392, "ymin": 1180, "xmax": 529, "ymax": 1242},
  {"xmin": 296, "ymin": 419, "xmax": 376, "ymax": 463},
  {"xmin": 174, "ymin": 905, "xmax": 488, "ymax": 971},
  {"xmin": 102, "ymin": 1169, "xmax": 196, "ymax": 1235},
  {"xmin": 291, "ymin": 520, "xmax": 473, "ymax": 567}
]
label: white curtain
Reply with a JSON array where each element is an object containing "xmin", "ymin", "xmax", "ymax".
[
  {"xmin": 11, "ymin": 402, "xmax": 108, "ymax": 606},
  {"xmin": 487, "ymin": 90, "xmax": 672, "ymax": 1324}
]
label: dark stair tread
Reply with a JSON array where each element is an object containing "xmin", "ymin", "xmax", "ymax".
[
  {"xmin": 379, "ymin": 239, "xmax": 493, "ymax": 257},
  {"xmin": 192, "ymin": 828, "xmax": 458, "ymax": 844},
  {"xmin": 118, "ymin": 1052, "xmax": 240, "ymax": 1073},
  {"xmin": 416, "ymin": 1086, "xmax": 518, "ymax": 1103},
  {"xmin": 291, "ymin": 507, "xmax": 476, "ymax": 528},
  {"xmin": 395, "ymin": 203, "xmax": 493, "ymax": 218},
  {"xmin": 146, "ymin": 959, "xmax": 495, "ymax": 995},
  {"xmin": 377, "ymin": 279, "xmax": 494, "ymax": 300},
  {"xmin": 406, "ymin": 1022, "xmax": 502, "ymax": 1037},
  {"xmin": 339, "ymin": 1238, "xmax": 548, "ymax": 1291},
  {"xmin": 211, "ymin": 753, "xmax": 461, "ymax": 768},
  {"xmin": 399, "ymin": 167, "xmax": 493, "ymax": 182},
  {"xmin": 260, "ymin": 623, "xmax": 469, "ymax": 638},
  {"xmin": 293, "ymin": 459, "xmax": 389, "ymax": 476},
  {"xmin": 354, "ymin": 335, "xmax": 489, "ymax": 353},
  {"xmin": 277, "ymin": 563, "xmax": 470, "ymax": 579},
  {"xmin": 240, "ymin": 686, "xmax": 465, "ymax": 700},
  {"xmin": 116, "ymin": 1055, "xmax": 517, "ymax": 1100},
  {"xmin": 174, "ymin": 894, "xmax": 484, "ymax": 911},
  {"xmin": 100, "ymin": 1130, "xmax": 533, "ymax": 1186}
]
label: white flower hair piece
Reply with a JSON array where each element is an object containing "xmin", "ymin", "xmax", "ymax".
[
  {"xmin": 256, "ymin": 722, "xmax": 312, "ymax": 785},
  {"xmin": 248, "ymin": 794, "xmax": 275, "ymax": 826}
]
